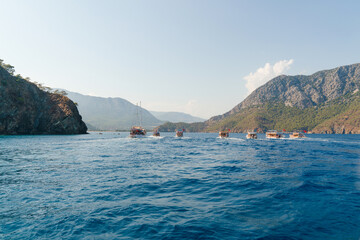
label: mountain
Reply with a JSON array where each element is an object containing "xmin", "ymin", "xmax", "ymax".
[
  {"xmin": 158, "ymin": 63, "xmax": 360, "ymax": 133},
  {"xmin": 64, "ymin": 90, "xmax": 163, "ymax": 130},
  {"xmin": 0, "ymin": 61, "xmax": 87, "ymax": 134},
  {"xmin": 206, "ymin": 63, "xmax": 360, "ymax": 133},
  {"xmin": 150, "ymin": 111, "xmax": 205, "ymax": 123}
]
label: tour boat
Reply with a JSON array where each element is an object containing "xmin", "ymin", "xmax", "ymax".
[
  {"xmin": 130, "ymin": 126, "xmax": 146, "ymax": 137},
  {"xmin": 175, "ymin": 129, "xmax": 184, "ymax": 137},
  {"xmin": 153, "ymin": 129, "xmax": 160, "ymax": 137},
  {"xmin": 129, "ymin": 102, "xmax": 146, "ymax": 138},
  {"xmin": 219, "ymin": 130, "xmax": 229, "ymax": 138},
  {"xmin": 289, "ymin": 132, "xmax": 306, "ymax": 138},
  {"xmin": 266, "ymin": 130, "xmax": 284, "ymax": 139},
  {"xmin": 246, "ymin": 132, "xmax": 257, "ymax": 139}
]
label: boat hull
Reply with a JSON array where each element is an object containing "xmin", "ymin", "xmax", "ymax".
[
  {"xmin": 246, "ymin": 135, "xmax": 257, "ymax": 139},
  {"xmin": 130, "ymin": 126, "xmax": 146, "ymax": 138},
  {"xmin": 219, "ymin": 133, "xmax": 229, "ymax": 138},
  {"xmin": 266, "ymin": 133, "xmax": 284, "ymax": 139},
  {"xmin": 289, "ymin": 135, "xmax": 306, "ymax": 138},
  {"xmin": 175, "ymin": 132, "xmax": 183, "ymax": 137},
  {"xmin": 266, "ymin": 136, "xmax": 283, "ymax": 139}
]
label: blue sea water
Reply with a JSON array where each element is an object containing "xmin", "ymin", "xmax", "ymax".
[{"xmin": 0, "ymin": 132, "xmax": 359, "ymax": 239}]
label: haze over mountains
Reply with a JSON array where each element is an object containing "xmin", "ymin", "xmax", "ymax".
[
  {"xmin": 64, "ymin": 91, "xmax": 161, "ymax": 130},
  {"xmin": 150, "ymin": 111, "xmax": 205, "ymax": 123},
  {"xmin": 64, "ymin": 90, "xmax": 204, "ymax": 130},
  {"xmin": 159, "ymin": 63, "xmax": 360, "ymax": 133}
]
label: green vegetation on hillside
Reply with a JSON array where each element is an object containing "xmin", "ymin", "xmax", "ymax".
[
  {"xmin": 0, "ymin": 59, "xmax": 87, "ymax": 134},
  {"xmin": 156, "ymin": 93, "xmax": 360, "ymax": 133},
  {"xmin": 206, "ymin": 93, "xmax": 360, "ymax": 133},
  {"xmin": 312, "ymin": 98, "xmax": 360, "ymax": 133},
  {"xmin": 0, "ymin": 59, "xmax": 67, "ymax": 97}
]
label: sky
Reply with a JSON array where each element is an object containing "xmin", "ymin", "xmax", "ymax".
[{"xmin": 1, "ymin": 0, "xmax": 360, "ymax": 118}]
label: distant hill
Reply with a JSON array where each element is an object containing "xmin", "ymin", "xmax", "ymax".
[
  {"xmin": 158, "ymin": 63, "xmax": 360, "ymax": 133},
  {"xmin": 0, "ymin": 60, "xmax": 87, "ymax": 134},
  {"xmin": 64, "ymin": 91, "xmax": 163, "ymax": 130},
  {"xmin": 150, "ymin": 111, "xmax": 205, "ymax": 123},
  {"xmin": 157, "ymin": 122, "xmax": 206, "ymax": 132}
]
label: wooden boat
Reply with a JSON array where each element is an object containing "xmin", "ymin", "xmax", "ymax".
[
  {"xmin": 266, "ymin": 130, "xmax": 283, "ymax": 139},
  {"xmin": 175, "ymin": 129, "xmax": 184, "ymax": 137},
  {"xmin": 219, "ymin": 130, "xmax": 229, "ymax": 138},
  {"xmin": 130, "ymin": 126, "xmax": 146, "ymax": 137},
  {"xmin": 246, "ymin": 132, "xmax": 257, "ymax": 139},
  {"xmin": 129, "ymin": 102, "xmax": 146, "ymax": 138},
  {"xmin": 153, "ymin": 129, "xmax": 160, "ymax": 137},
  {"xmin": 289, "ymin": 132, "xmax": 306, "ymax": 138}
]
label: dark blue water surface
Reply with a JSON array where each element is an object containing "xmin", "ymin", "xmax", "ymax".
[{"xmin": 1, "ymin": 133, "xmax": 359, "ymax": 239}]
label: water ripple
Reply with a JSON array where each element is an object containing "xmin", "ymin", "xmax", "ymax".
[{"xmin": 0, "ymin": 133, "xmax": 359, "ymax": 239}]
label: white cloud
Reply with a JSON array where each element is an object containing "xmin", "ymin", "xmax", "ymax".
[
  {"xmin": 184, "ymin": 99, "xmax": 198, "ymax": 113},
  {"xmin": 244, "ymin": 59, "xmax": 294, "ymax": 95}
]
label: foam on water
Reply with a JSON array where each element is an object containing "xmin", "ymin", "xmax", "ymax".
[{"xmin": 0, "ymin": 132, "xmax": 359, "ymax": 239}]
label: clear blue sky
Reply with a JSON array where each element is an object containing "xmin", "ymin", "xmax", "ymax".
[{"xmin": 1, "ymin": 0, "xmax": 360, "ymax": 118}]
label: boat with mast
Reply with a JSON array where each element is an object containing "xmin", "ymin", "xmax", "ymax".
[{"xmin": 130, "ymin": 101, "xmax": 146, "ymax": 137}]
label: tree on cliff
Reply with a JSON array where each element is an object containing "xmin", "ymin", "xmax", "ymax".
[{"xmin": 0, "ymin": 59, "xmax": 15, "ymax": 75}]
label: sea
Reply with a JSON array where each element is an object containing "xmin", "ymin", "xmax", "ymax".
[{"xmin": 1, "ymin": 132, "xmax": 359, "ymax": 239}]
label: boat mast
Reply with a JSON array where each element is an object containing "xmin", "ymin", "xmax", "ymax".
[
  {"xmin": 136, "ymin": 102, "xmax": 139, "ymax": 126},
  {"xmin": 140, "ymin": 101, "xmax": 142, "ymax": 126}
]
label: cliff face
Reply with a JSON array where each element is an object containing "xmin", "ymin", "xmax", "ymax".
[
  {"xmin": 204, "ymin": 63, "xmax": 360, "ymax": 133},
  {"xmin": 0, "ymin": 64, "xmax": 87, "ymax": 134},
  {"xmin": 237, "ymin": 64, "xmax": 360, "ymax": 110}
]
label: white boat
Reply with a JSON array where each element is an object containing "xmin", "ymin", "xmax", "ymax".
[
  {"xmin": 246, "ymin": 132, "xmax": 257, "ymax": 139},
  {"xmin": 266, "ymin": 130, "xmax": 284, "ymax": 139}
]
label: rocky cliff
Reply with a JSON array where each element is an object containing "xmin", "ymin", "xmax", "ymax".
[{"xmin": 0, "ymin": 62, "xmax": 87, "ymax": 134}]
